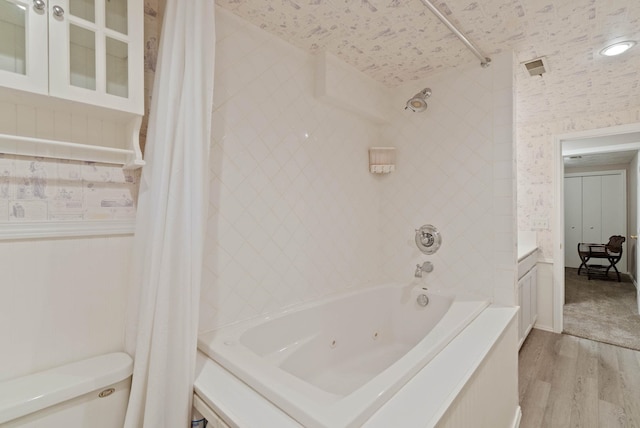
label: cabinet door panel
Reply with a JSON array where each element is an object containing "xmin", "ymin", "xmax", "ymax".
[
  {"xmin": 582, "ymin": 176, "xmax": 602, "ymax": 243},
  {"xmin": 518, "ymin": 273, "xmax": 532, "ymax": 343},
  {"xmin": 105, "ymin": 0, "xmax": 126, "ymax": 34},
  {"xmin": 531, "ymin": 266, "xmax": 537, "ymax": 324},
  {"xmin": 69, "ymin": 0, "xmax": 95, "ymax": 23},
  {"xmin": 522, "ymin": 274, "xmax": 532, "ymax": 336},
  {"xmin": 105, "ymin": 36, "xmax": 127, "ymax": 98},
  {"xmin": 0, "ymin": 0, "xmax": 48, "ymax": 94},
  {"xmin": 565, "ymin": 176, "xmax": 583, "ymax": 268},
  {"xmin": 48, "ymin": 0, "xmax": 142, "ymax": 114},
  {"xmin": 0, "ymin": 1, "xmax": 26, "ymax": 74},
  {"xmin": 518, "ymin": 280, "xmax": 524, "ymax": 343},
  {"xmin": 69, "ymin": 23, "xmax": 96, "ymax": 90}
]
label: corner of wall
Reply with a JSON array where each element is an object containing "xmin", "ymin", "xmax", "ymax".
[
  {"xmin": 492, "ymin": 51, "xmax": 517, "ymax": 306},
  {"xmin": 315, "ymin": 51, "xmax": 392, "ymax": 124}
]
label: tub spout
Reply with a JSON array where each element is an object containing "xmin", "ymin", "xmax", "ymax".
[{"xmin": 414, "ymin": 261, "xmax": 434, "ymax": 278}]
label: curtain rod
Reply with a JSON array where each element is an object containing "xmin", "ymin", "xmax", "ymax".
[{"xmin": 418, "ymin": 0, "xmax": 492, "ymax": 68}]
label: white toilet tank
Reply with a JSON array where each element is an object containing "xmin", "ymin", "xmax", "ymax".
[{"xmin": 0, "ymin": 353, "xmax": 133, "ymax": 428}]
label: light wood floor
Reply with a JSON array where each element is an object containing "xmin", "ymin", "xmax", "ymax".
[{"xmin": 519, "ymin": 328, "xmax": 640, "ymax": 428}]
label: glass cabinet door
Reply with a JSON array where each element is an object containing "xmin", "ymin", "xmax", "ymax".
[
  {"xmin": 0, "ymin": 0, "xmax": 48, "ymax": 94},
  {"xmin": 104, "ymin": 0, "xmax": 128, "ymax": 99},
  {"xmin": 66, "ymin": 0, "xmax": 97, "ymax": 91},
  {"xmin": 48, "ymin": 0, "xmax": 142, "ymax": 114}
]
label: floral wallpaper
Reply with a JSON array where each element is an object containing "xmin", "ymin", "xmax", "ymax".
[
  {"xmin": 140, "ymin": 0, "xmax": 163, "ymax": 152},
  {"xmin": 0, "ymin": 154, "xmax": 137, "ymax": 222}
]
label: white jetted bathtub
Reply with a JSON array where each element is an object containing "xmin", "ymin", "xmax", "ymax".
[{"xmin": 198, "ymin": 283, "xmax": 490, "ymax": 427}]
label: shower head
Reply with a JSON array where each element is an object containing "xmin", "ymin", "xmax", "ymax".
[{"xmin": 405, "ymin": 88, "xmax": 432, "ymax": 112}]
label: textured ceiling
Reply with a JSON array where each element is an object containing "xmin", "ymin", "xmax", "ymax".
[{"xmin": 216, "ymin": 0, "xmax": 640, "ymax": 123}]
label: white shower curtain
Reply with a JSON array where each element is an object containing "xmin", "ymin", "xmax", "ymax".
[{"xmin": 124, "ymin": 0, "xmax": 215, "ymax": 426}]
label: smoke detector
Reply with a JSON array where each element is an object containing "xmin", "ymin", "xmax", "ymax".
[{"xmin": 522, "ymin": 57, "xmax": 549, "ymax": 77}]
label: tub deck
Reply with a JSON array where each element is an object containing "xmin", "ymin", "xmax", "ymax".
[
  {"xmin": 194, "ymin": 306, "xmax": 519, "ymax": 428},
  {"xmin": 197, "ymin": 284, "xmax": 491, "ymax": 427}
]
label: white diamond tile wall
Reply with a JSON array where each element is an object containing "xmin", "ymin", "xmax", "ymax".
[
  {"xmin": 200, "ymin": 9, "xmax": 383, "ymax": 331},
  {"xmin": 379, "ymin": 53, "xmax": 516, "ymax": 306},
  {"xmin": 316, "ymin": 52, "xmax": 393, "ymax": 123},
  {"xmin": 202, "ymin": 9, "xmax": 518, "ymax": 331}
]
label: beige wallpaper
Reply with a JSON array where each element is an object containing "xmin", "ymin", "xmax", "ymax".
[
  {"xmin": 140, "ymin": 0, "xmax": 163, "ymax": 152},
  {"xmin": 516, "ymin": 106, "xmax": 640, "ymax": 260}
]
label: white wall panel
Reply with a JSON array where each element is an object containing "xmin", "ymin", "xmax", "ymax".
[
  {"xmin": 436, "ymin": 319, "xmax": 519, "ymax": 428},
  {"xmin": 380, "ymin": 53, "xmax": 516, "ymax": 305},
  {"xmin": 0, "ymin": 235, "xmax": 133, "ymax": 382}
]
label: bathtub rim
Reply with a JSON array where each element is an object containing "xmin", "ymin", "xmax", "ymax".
[
  {"xmin": 198, "ymin": 282, "xmax": 490, "ymax": 428},
  {"xmin": 194, "ymin": 306, "xmax": 519, "ymax": 428},
  {"xmin": 198, "ymin": 281, "xmax": 485, "ymax": 340}
]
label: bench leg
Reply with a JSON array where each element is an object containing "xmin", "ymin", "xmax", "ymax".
[
  {"xmin": 578, "ymin": 257, "xmax": 590, "ymax": 275},
  {"xmin": 611, "ymin": 263, "xmax": 621, "ymax": 282},
  {"xmin": 604, "ymin": 257, "xmax": 622, "ymax": 282}
]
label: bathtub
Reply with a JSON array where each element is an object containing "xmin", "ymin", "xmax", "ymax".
[{"xmin": 197, "ymin": 283, "xmax": 489, "ymax": 428}]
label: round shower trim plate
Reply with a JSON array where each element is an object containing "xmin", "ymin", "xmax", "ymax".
[{"xmin": 415, "ymin": 224, "xmax": 442, "ymax": 255}]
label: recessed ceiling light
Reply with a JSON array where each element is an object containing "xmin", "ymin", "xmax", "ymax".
[{"xmin": 600, "ymin": 41, "xmax": 636, "ymax": 57}]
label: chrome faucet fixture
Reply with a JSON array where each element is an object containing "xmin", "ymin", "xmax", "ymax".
[{"xmin": 414, "ymin": 261, "xmax": 434, "ymax": 278}]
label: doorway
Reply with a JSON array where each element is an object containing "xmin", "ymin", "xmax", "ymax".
[
  {"xmin": 561, "ymin": 161, "xmax": 640, "ymax": 348},
  {"xmin": 564, "ymin": 168, "xmax": 627, "ymax": 272},
  {"xmin": 553, "ymin": 123, "xmax": 640, "ymax": 335}
]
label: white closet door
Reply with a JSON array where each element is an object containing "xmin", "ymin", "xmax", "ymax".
[
  {"xmin": 565, "ymin": 176, "xmax": 583, "ymax": 268},
  {"xmin": 601, "ymin": 173, "xmax": 626, "ymax": 272},
  {"xmin": 582, "ymin": 176, "xmax": 602, "ymax": 243}
]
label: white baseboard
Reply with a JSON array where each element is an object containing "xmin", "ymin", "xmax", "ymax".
[
  {"xmin": 531, "ymin": 324, "xmax": 554, "ymax": 333},
  {"xmin": 623, "ymin": 275, "xmax": 638, "ymax": 314},
  {"xmin": 512, "ymin": 406, "xmax": 522, "ymax": 428}
]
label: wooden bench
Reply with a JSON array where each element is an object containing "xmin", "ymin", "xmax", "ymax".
[{"xmin": 577, "ymin": 235, "xmax": 626, "ymax": 282}]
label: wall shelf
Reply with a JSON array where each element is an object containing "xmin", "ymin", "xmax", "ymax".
[
  {"xmin": 0, "ymin": 111, "xmax": 144, "ymax": 169},
  {"xmin": 369, "ymin": 147, "xmax": 396, "ymax": 174},
  {"xmin": 0, "ymin": 131, "xmax": 144, "ymax": 169}
]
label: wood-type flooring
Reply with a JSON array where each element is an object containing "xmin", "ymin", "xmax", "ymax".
[{"xmin": 519, "ymin": 328, "xmax": 640, "ymax": 428}]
